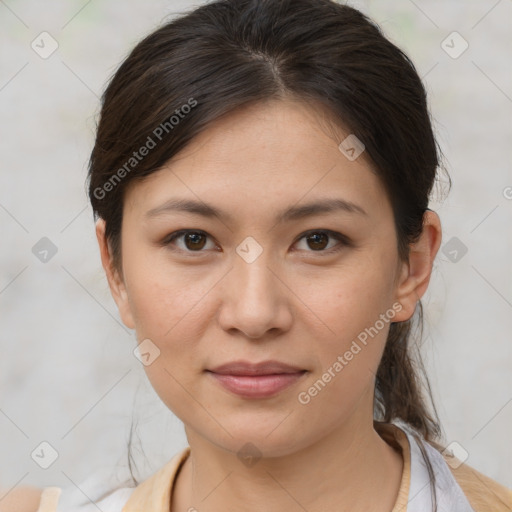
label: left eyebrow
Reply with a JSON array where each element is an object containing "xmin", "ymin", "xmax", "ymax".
[
  {"xmin": 279, "ymin": 198, "xmax": 368, "ymax": 222},
  {"xmin": 144, "ymin": 197, "xmax": 368, "ymax": 223}
]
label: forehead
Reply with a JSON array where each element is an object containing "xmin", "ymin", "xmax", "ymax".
[
  {"xmin": 172, "ymin": 98, "xmax": 369, "ymax": 171},
  {"xmin": 123, "ymin": 98, "xmax": 391, "ymax": 224}
]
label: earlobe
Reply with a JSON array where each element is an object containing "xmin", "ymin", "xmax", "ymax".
[
  {"xmin": 393, "ymin": 210, "xmax": 442, "ymax": 322},
  {"xmin": 95, "ymin": 219, "xmax": 136, "ymax": 330}
]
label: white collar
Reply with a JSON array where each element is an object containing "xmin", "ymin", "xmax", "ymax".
[{"xmin": 400, "ymin": 424, "xmax": 475, "ymax": 511}]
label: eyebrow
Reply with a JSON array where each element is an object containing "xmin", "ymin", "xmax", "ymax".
[{"xmin": 145, "ymin": 197, "xmax": 367, "ymax": 223}]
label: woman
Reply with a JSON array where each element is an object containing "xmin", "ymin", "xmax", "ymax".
[{"xmin": 5, "ymin": 0, "xmax": 510, "ymax": 510}]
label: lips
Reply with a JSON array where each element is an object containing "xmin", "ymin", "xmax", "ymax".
[
  {"xmin": 206, "ymin": 360, "xmax": 307, "ymax": 399},
  {"xmin": 208, "ymin": 360, "xmax": 306, "ymax": 376}
]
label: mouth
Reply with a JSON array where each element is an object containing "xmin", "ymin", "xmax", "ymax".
[{"xmin": 206, "ymin": 360, "xmax": 308, "ymax": 399}]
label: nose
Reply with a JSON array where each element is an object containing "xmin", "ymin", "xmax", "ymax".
[{"xmin": 217, "ymin": 249, "xmax": 293, "ymax": 340}]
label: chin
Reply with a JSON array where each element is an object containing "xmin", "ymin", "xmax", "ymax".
[{"xmin": 207, "ymin": 421, "xmax": 311, "ymax": 460}]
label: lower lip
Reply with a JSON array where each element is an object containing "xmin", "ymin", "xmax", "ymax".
[{"xmin": 207, "ymin": 371, "xmax": 307, "ymax": 398}]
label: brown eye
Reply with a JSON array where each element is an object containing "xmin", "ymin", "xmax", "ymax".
[
  {"xmin": 305, "ymin": 232, "xmax": 329, "ymax": 251},
  {"xmin": 294, "ymin": 230, "xmax": 351, "ymax": 255},
  {"xmin": 182, "ymin": 232, "xmax": 207, "ymax": 250},
  {"xmin": 163, "ymin": 230, "xmax": 215, "ymax": 253}
]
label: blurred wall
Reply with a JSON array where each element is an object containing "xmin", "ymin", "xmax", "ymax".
[{"xmin": 1, "ymin": 0, "xmax": 511, "ymax": 492}]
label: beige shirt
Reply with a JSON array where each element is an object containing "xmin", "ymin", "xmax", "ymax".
[{"xmin": 37, "ymin": 422, "xmax": 512, "ymax": 512}]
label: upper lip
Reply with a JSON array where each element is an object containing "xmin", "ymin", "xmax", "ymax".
[{"xmin": 208, "ymin": 360, "xmax": 306, "ymax": 376}]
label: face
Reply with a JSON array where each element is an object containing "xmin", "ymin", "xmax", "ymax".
[{"xmin": 98, "ymin": 98, "xmax": 429, "ymax": 458}]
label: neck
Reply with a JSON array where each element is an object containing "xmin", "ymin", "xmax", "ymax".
[{"xmin": 172, "ymin": 409, "xmax": 403, "ymax": 512}]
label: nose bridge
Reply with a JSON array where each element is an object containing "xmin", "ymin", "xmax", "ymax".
[
  {"xmin": 234, "ymin": 241, "xmax": 278, "ymax": 305},
  {"xmin": 219, "ymin": 240, "xmax": 288, "ymax": 337}
]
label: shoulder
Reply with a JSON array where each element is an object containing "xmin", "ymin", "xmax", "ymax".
[
  {"xmin": 28, "ymin": 447, "xmax": 190, "ymax": 512},
  {"xmin": 435, "ymin": 443, "xmax": 512, "ymax": 512},
  {"xmin": 422, "ymin": 436, "xmax": 512, "ymax": 512},
  {"xmin": 1, "ymin": 448, "xmax": 191, "ymax": 512},
  {"xmin": 0, "ymin": 486, "xmax": 43, "ymax": 512},
  {"xmin": 384, "ymin": 422, "xmax": 512, "ymax": 512},
  {"xmin": 123, "ymin": 447, "xmax": 191, "ymax": 511},
  {"xmin": 54, "ymin": 467, "xmax": 137, "ymax": 512},
  {"xmin": 5, "ymin": 468, "xmax": 137, "ymax": 512}
]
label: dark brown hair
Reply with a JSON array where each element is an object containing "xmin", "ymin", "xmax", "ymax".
[{"xmin": 87, "ymin": 0, "xmax": 449, "ymax": 506}]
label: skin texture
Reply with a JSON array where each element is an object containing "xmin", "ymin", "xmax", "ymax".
[{"xmin": 96, "ymin": 98, "xmax": 442, "ymax": 512}]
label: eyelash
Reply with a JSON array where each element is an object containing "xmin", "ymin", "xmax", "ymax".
[{"xmin": 161, "ymin": 229, "xmax": 352, "ymax": 257}]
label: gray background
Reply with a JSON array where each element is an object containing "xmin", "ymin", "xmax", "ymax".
[{"xmin": 1, "ymin": 0, "xmax": 511, "ymax": 493}]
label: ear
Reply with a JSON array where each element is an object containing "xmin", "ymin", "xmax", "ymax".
[
  {"xmin": 393, "ymin": 210, "xmax": 442, "ymax": 322},
  {"xmin": 95, "ymin": 219, "xmax": 136, "ymax": 330}
]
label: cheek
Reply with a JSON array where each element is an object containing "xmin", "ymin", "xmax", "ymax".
[
  {"xmin": 123, "ymin": 248, "xmax": 212, "ymax": 340},
  {"xmin": 127, "ymin": 267, "xmax": 210, "ymax": 415},
  {"xmin": 307, "ymin": 254, "xmax": 398, "ymax": 344},
  {"xmin": 295, "ymin": 275, "xmax": 393, "ymax": 425},
  {"xmin": 300, "ymin": 251, "xmax": 398, "ymax": 395}
]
